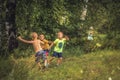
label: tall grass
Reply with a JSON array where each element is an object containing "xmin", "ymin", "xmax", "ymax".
[{"xmin": 0, "ymin": 49, "xmax": 120, "ymax": 80}]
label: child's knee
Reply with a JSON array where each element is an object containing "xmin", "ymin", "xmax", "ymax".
[{"xmin": 59, "ymin": 57, "xmax": 63, "ymax": 60}]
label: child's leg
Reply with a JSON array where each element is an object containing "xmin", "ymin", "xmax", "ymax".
[
  {"xmin": 37, "ymin": 62, "xmax": 42, "ymax": 69},
  {"xmin": 46, "ymin": 56, "xmax": 48, "ymax": 62},
  {"xmin": 42, "ymin": 52, "xmax": 48, "ymax": 67},
  {"xmin": 57, "ymin": 57, "xmax": 62, "ymax": 65},
  {"xmin": 35, "ymin": 56, "xmax": 42, "ymax": 69},
  {"xmin": 44, "ymin": 59, "xmax": 48, "ymax": 67},
  {"xmin": 48, "ymin": 52, "xmax": 57, "ymax": 64},
  {"xmin": 48, "ymin": 57, "xmax": 55, "ymax": 64},
  {"xmin": 57, "ymin": 53, "xmax": 63, "ymax": 65},
  {"xmin": 46, "ymin": 51, "xmax": 49, "ymax": 64}
]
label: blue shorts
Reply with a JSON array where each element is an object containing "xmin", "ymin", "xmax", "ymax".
[
  {"xmin": 52, "ymin": 51, "xmax": 62, "ymax": 58},
  {"xmin": 35, "ymin": 50, "xmax": 46, "ymax": 63}
]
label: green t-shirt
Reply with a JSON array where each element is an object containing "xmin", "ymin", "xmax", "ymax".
[{"xmin": 54, "ymin": 38, "xmax": 66, "ymax": 53}]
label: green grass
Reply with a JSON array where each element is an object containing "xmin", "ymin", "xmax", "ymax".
[{"xmin": 0, "ymin": 50, "xmax": 120, "ymax": 80}]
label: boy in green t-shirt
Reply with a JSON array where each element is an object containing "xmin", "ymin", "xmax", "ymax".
[{"xmin": 49, "ymin": 32, "xmax": 69, "ymax": 66}]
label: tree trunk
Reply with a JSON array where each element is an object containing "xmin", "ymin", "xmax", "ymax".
[{"xmin": 6, "ymin": 0, "xmax": 18, "ymax": 52}]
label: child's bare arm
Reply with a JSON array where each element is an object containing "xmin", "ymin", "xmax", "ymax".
[
  {"xmin": 40, "ymin": 40, "xmax": 44, "ymax": 44},
  {"xmin": 64, "ymin": 35, "xmax": 69, "ymax": 41},
  {"xmin": 48, "ymin": 41, "xmax": 53, "ymax": 44},
  {"xmin": 49, "ymin": 42, "xmax": 54, "ymax": 50},
  {"xmin": 18, "ymin": 36, "xmax": 34, "ymax": 44}
]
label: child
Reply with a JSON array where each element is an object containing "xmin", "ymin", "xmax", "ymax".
[
  {"xmin": 39, "ymin": 34, "xmax": 52, "ymax": 57},
  {"xmin": 48, "ymin": 31, "xmax": 69, "ymax": 66},
  {"xmin": 39, "ymin": 34, "xmax": 52, "ymax": 66},
  {"xmin": 88, "ymin": 26, "xmax": 94, "ymax": 40},
  {"xmin": 18, "ymin": 32, "xmax": 47, "ymax": 69}
]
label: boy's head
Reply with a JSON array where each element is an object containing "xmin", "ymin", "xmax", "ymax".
[
  {"xmin": 31, "ymin": 32, "xmax": 38, "ymax": 39},
  {"xmin": 57, "ymin": 31, "xmax": 64, "ymax": 39},
  {"xmin": 39, "ymin": 34, "xmax": 45, "ymax": 40}
]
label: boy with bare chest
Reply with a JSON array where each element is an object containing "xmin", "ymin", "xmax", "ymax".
[{"xmin": 18, "ymin": 32, "xmax": 47, "ymax": 69}]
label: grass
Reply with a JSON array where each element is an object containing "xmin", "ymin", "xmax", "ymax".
[{"xmin": 0, "ymin": 50, "xmax": 120, "ymax": 80}]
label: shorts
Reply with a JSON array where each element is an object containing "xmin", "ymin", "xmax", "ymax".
[
  {"xmin": 35, "ymin": 50, "xmax": 46, "ymax": 63},
  {"xmin": 43, "ymin": 50, "xmax": 49, "ymax": 56},
  {"xmin": 52, "ymin": 51, "xmax": 62, "ymax": 58}
]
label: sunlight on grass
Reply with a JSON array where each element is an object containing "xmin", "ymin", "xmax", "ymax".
[{"xmin": 0, "ymin": 50, "xmax": 120, "ymax": 80}]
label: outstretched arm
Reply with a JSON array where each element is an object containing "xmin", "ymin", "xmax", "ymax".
[
  {"xmin": 64, "ymin": 35, "xmax": 69, "ymax": 41},
  {"xmin": 49, "ymin": 42, "xmax": 54, "ymax": 50},
  {"xmin": 45, "ymin": 40, "xmax": 53, "ymax": 44},
  {"xmin": 48, "ymin": 41, "xmax": 53, "ymax": 44},
  {"xmin": 18, "ymin": 36, "xmax": 34, "ymax": 44}
]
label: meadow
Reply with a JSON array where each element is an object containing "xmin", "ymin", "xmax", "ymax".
[
  {"xmin": 0, "ymin": 0, "xmax": 120, "ymax": 80},
  {"xmin": 0, "ymin": 49, "xmax": 120, "ymax": 80}
]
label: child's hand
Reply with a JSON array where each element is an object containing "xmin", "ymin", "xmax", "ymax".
[
  {"xmin": 65, "ymin": 35, "xmax": 69, "ymax": 40},
  {"xmin": 18, "ymin": 36, "xmax": 22, "ymax": 40}
]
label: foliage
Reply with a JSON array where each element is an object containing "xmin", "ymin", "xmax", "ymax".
[
  {"xmin": 15, "ymin": 0, "xmax": 120, "ymax": 51},
  {"xmin": 0, "ymin": 1, "xmax": 120, "ymax": 79},
  {"xmin": 0, "ymin": 0, "xmax": 120, "ymax": 54}
]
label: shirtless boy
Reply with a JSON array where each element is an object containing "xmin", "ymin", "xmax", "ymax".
[{"xmin": 18, "ymin": 32, "xmax": 47, "ymax": 69}]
